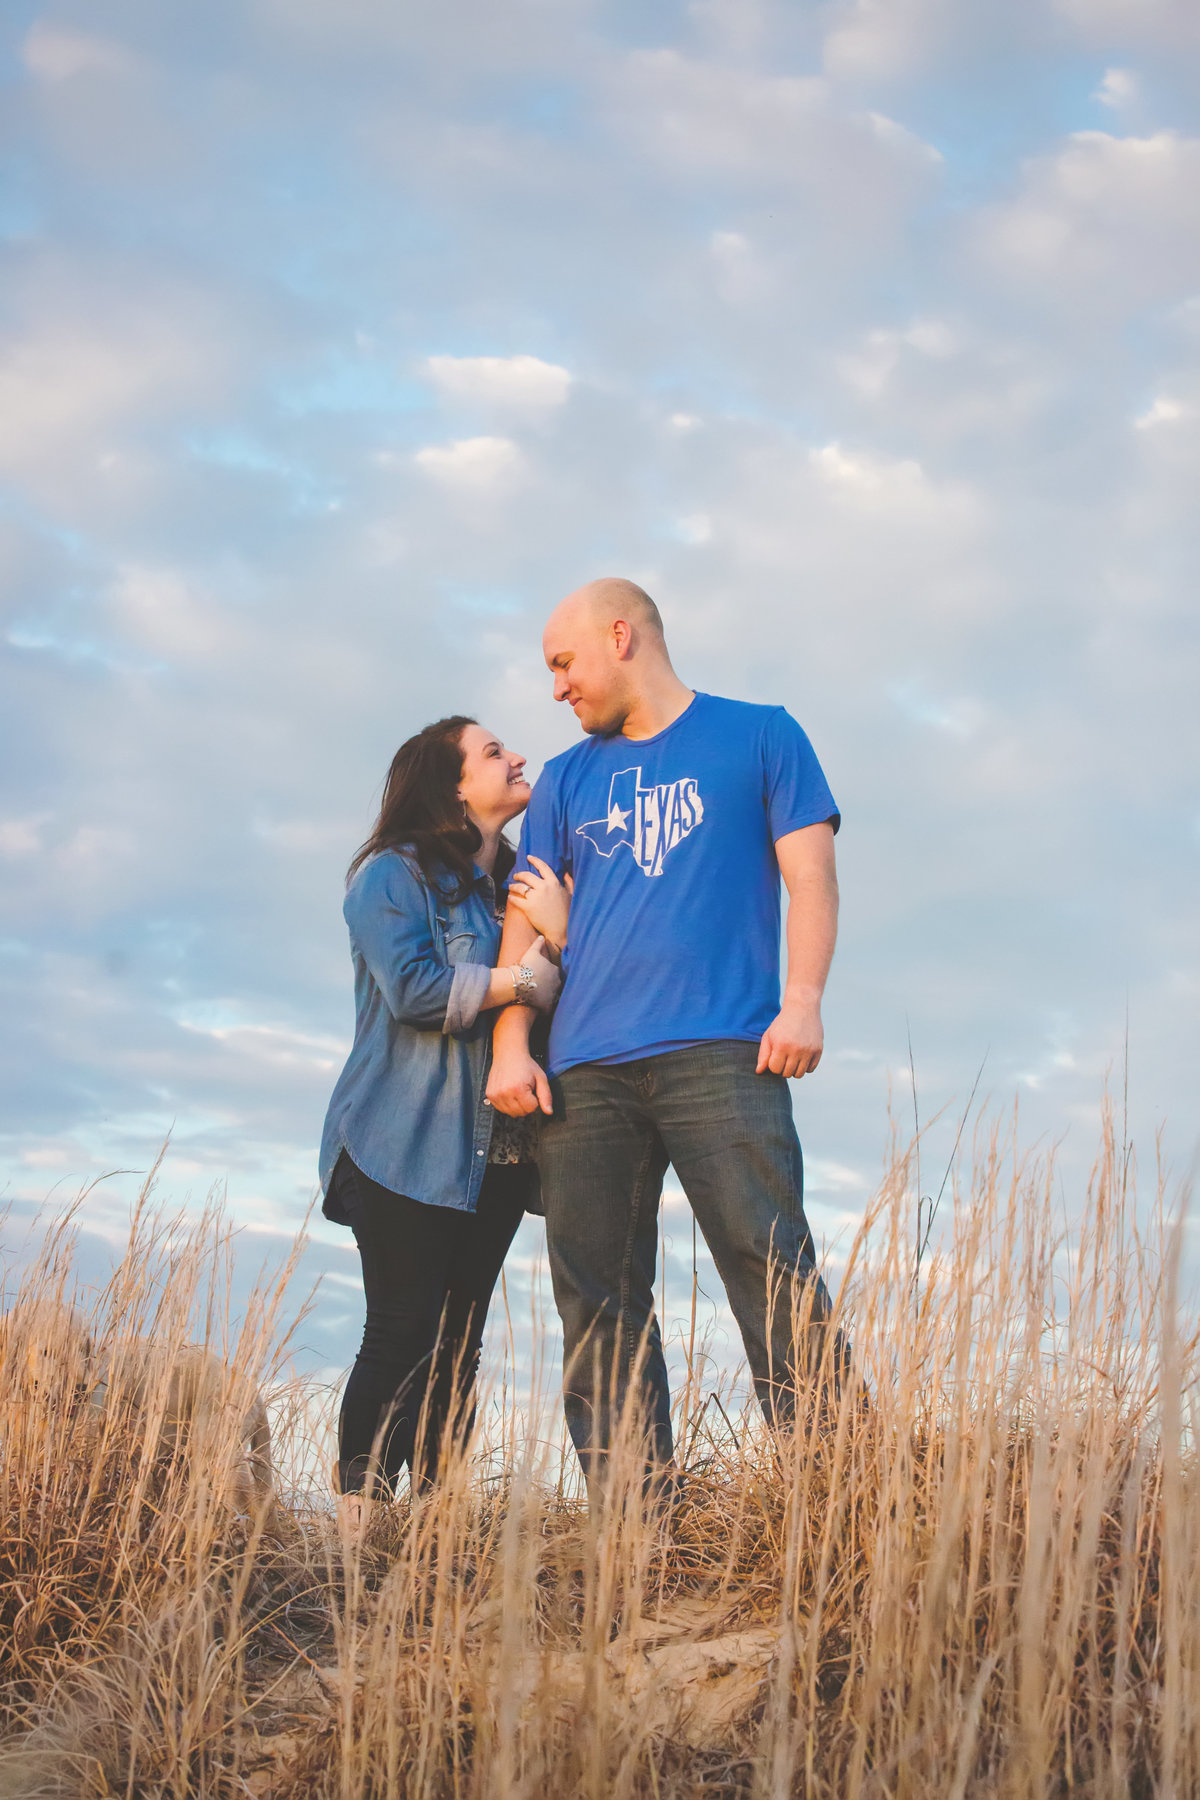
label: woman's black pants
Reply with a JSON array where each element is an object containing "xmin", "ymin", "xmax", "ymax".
[{"xmin": 329, "ymin": 1152, "xmax": 528, "ymax": 1496}]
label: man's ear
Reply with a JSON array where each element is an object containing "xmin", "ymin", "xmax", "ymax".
[{"xmin": 611, "ymin": 618, "xmax": 634, "ymax": 660}]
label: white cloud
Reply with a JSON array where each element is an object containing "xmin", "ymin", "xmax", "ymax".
[
  {"xmin": 1134, "ymin": 394, "xmax": 1189, "ymax": 429},
  {"xmin": 673, "ymin": 513, "xmax": 713, "ymax": 545},
  {"xmin": 822, "ymin": 0, "xmax": 957, "ymax": 81},
  {"xmin": 977, "ymin": 130, "xmax": 1200, "ymax": 314},
  {"xmin": 610, "ymin": 49, "xmax": 940, "ymax": 201},
  {"xmin": 611, "ymin": 49, "xmax": 824, "ymax": 177},
  {"xmin": 413, "ymin": 435, "xmax": 526, "ymax": 491},
  {"xmin": 55, "ymin": 825, "xmax": 139, "ymax": 883},
  {"xmin": 23, "ymin": 24, "xmax": 137, "ymax": 83},
  {"xmin": 865, "ymin": 110, "xmax": 942, "ymax": 163},
  {"xmin": 252, "ymin": 818, "xmax": 351, "ymax": 854},
  {"xmin": 251, "ymin": 0, "xmax": 589, "ymax": 75},
  {"xmin": 810, "ymin": 442, "xmax": 971, "ymax": 527},
  {"xmin": 0, "ymin": 288, "xmax": 237, "ymax": 508},
  {"xmin": 423, "ymin": 353, "xmax": 572, "ymax": 413},
  {"xmin": 1092, "ymin": 66, "xmax": 1139, "ymax": 109},
  {"xmin": 0, "ymin": 323, "xmax": 160, "ymax": 471},
  {"xmin": 836, "ymin": 318, "xmax": 1056, "ymax": 447},
  {"xmin": 838, "ymin": 318, "xmax": 957, "ymax": 399},
  {"xmin": 891, "ymin": 683, "xmax": 988, "ymax": 738},
  {"xmin": 0, "ymin": 818, "xmax": 45, "ymax": 857},
  {"xmin": 110, "ymin": 565, "xmax": 239, "ymax": 665},
  {"xmin": 1055, "ymin": 0, "xmax": 1200, "ymax": 51},
  {"xmin": 709, "ymin": 229, "xmax": 771, "ymax": 304},
  {"xmin": 804, "ymin": 1157, "xmax": 871, "ymax": 1195},
  {"xmin": 178, "ymin": 1017, "xmax": 347, "ymax": 1077}
]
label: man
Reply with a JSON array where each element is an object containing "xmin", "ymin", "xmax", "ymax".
[{"xmin": 487, "ymin": 577, "xmax": 843, "ymax": 1486}]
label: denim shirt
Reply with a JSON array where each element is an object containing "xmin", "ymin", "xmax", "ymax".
[{"xmin": 319, "ymin": 848, "xmax": 502, "ymax": 1216}]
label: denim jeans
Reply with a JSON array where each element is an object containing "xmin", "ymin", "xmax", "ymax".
[
  {"xmin": 329, "ymin": 1152, "xmax": 528, "ymax": 1495},
  {"xmin": 536, "ymin": 1040, "xmax": 838, "ymax": 1483}
]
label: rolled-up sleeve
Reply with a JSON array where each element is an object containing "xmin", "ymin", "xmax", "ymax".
[
  {"xmin": 444, "ymin": 962, "xmax": 491, "ymax": 1036},
  {"xmin": 345, "ymin": 855, "xmax": 457, "ymax": 1031}
]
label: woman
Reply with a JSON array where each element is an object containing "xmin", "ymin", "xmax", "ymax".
[{"xmin": 319, "ymin": 715, "xmax": 561, "ymax": 1508}]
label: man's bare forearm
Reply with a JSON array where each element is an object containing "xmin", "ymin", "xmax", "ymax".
[
  {"xmin": 758, "ymin": 821, "xmax": 838, "ymax": 1078},
  {"xmin": 488, "ymin": 904, "xmax": 553, "ymax": 1111},
  {"xmin": 498, "ymin": 905, "xmax": 539, "ymax": 967},
  {"xmin": 492, "ymin": 908, "xmax": 540, "ymax": 1056},
  {"xmin": 783, "ymin": 866, "xmax": 838, "ymax": 1005}
]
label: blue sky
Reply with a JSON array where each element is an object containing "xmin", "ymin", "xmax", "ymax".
[{"xmin": 2, "ymin": 0, "xmax": 1198, "ymax": 1377}]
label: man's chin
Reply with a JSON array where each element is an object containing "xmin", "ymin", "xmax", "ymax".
[{"xmin": 578, "ymin": 709, "xmax": 624, "ymax": 738}]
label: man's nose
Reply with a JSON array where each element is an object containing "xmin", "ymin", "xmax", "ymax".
[{"xmin": 553, "ymin": 673, "xmax": 569, "ymax": 701}]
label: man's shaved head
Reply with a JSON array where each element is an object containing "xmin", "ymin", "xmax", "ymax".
[{"xmin": 558, "ymin": 577, "xmax": 664, "ymax": 639}]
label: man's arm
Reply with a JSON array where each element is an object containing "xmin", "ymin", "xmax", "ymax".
[
  {"xmin": 756, "ymin": 820, "xmax": 838, "ymax": 1078},
  {"xmin": 486, "ymin": 906, "xmax": 554, "ymax": 1116}
]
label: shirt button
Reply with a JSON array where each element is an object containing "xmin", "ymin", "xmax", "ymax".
[{"xmin": 476, "ymin": 1150, "xmax": 485, "ymax": 1157}]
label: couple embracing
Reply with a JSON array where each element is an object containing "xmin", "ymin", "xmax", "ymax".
[{"xmin": 318, "ymin": 577, "xmax": 844, "ymax": 1514}]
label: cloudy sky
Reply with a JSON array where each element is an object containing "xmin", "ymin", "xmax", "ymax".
[{"xmin": 2, "ymin": 0, "xmax": 1198, "ymax": 1376}]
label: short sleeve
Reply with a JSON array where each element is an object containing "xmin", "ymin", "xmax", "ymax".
[
  {"xmin": 515, "ymin": 765, "xmax": 570, "ymax": 877},
  {"xmin": 762, "ymin": 708, "xmax": 840, "ymax": 841}
]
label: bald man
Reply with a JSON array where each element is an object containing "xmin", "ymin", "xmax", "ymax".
[{"xmin": 488, "ymin": 578, "xmax": 845, "ymax": 1489}]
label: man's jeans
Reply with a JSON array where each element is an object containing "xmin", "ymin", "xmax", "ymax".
[{"xmin": 537, "ymin": 1040, "xmax": 837, "ymax": 1483}]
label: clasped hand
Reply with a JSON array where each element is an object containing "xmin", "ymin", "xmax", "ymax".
[{"xmin": 506, "ymin": 857, "xmax": 572, "ymax": 958}]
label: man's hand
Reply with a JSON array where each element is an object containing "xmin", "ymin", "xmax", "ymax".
[
  {"xmin": 756, "ymin": 998, "xmax": 824, "ymax": 1078},
  {"xmin": 487, "ymin": 1044, "xmax": 554, "ymax": 1117}
]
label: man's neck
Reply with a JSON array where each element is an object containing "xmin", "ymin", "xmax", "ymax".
[{"xmin": 620, "ymin": 672, "xmax": 696, "ymax": 741}]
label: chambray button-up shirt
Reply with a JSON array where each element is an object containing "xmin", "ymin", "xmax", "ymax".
[{"xmin": 319, "ymin": 847, "xmax": 502, "ymax": 1216}]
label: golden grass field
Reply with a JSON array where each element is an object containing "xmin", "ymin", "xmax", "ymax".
[{"xmin": 0, "ymin": 1109, "xmax": 1195, "ymax": 1799}]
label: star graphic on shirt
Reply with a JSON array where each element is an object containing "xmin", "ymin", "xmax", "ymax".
[{"xmin": 607, "ymin": 802, "xmax": 630, "ymax": 832}]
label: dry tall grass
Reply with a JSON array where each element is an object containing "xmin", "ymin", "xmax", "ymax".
[{"xmin": 0, "ymin": 1109, "xmax": 1195, "ymax": 1798}]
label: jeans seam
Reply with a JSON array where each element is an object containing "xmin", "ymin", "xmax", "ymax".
[{"xmin": 618, "ymin": 1126, "xmax": 661, "ymax": 1385}]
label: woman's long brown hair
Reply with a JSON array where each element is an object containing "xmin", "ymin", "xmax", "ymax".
[{"xmin": 347, "ymin": 716, "xmax": 515, "ymax": 899}]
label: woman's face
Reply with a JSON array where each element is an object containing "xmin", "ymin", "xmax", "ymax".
[{"xmin": 457, "ymin": 723, "xmax": 530, "ymax": 830}]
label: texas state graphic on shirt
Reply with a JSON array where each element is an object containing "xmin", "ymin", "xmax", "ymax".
[{"xmin": 575, "ymin": 766, "xmax": 705, "ymax": 878}]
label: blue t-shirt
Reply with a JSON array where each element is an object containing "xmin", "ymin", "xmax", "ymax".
[{"xmin": 516, "ymin": 692, "xmax": 839, "ymax": 1076}]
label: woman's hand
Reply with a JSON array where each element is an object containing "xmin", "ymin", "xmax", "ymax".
[
  {"xmin": 506, "ymin": 857, "xmax": 573, "ymax": 959},
  {"xmin": 482, "ymin": 934, "xmax": 561, "ymax": 1014},
  {"xmin": 508, "ymin": 934, "xmax": 561, "ymax": 1011}
]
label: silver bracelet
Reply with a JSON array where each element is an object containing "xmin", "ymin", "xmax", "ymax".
[{"xmin": 509, "ymin": 963, "xmax": 538, "ymax": 1005}]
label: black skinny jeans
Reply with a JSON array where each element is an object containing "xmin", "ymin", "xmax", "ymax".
[{"xmin": 330, "ymin": 1152, "xmax": 528, "ymax": 1496}]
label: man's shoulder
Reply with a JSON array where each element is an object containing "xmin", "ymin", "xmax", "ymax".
[
  {"xmin": 531, "ymin": 736, "xmax": 603, "ymax": 793},
  {"xmin": 695, "ymin": 693, "xmax": 796, "ymax": 745},
  {"xmin": 701, "ymin": 693, "xmax": 787, "ymax": 726}
]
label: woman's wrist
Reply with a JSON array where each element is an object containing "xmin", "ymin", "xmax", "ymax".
[
  {"xmin": 485, "ymin": 966, "xmax": 523, "ymax": 1010},
  {"xmin": 509, "ymin": 962, "xmax": 538, "ymax": 1005},
  {"xmin": 482, "ymin": 940, "xmax": 560, "ymax": 1013}
]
